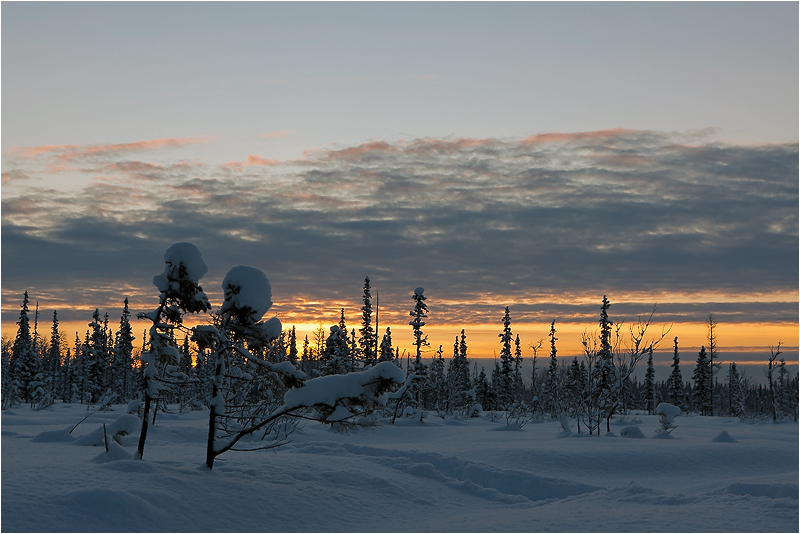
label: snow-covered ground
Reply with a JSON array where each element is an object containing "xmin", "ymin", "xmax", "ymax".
[{"xmin": 2, "ymin": 404, "xmax": 797, "ymax": 532}]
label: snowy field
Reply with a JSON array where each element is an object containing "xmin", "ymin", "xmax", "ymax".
[{"xmin": 2, "ymin": 404, "xmax": 798, "ymax": 533}]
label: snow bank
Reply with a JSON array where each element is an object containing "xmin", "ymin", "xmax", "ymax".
[
  {"xmin": 32, "ymin": 426, "xmax": 76, "ymax": 443},
  {"xmin": 221, "ymin": 265, "xmax": 273, "ymax": 322}
]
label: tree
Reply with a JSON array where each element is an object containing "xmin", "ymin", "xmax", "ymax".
[
  {"xmin": 766, "ymin": 343, "xmax": 782, "ymax": 422},
  {"xmin": 395, "ymin": 287, "xmax": 429, "ymax": 421},
  {"xmin": 643, "ymin": 348, "xmax": 656, "ymax": 415},
  {"xmin": 726, "ymin": 362, "xmax": 744, "ymax": 417},
  {"xmin": 46, "ymin": 311, "xmax": 64, "ymax": 398},
  {"xmin": 135, "ymin": 242, "xmax": 212, "ymax": 460},
  {"xmin": 319, "ymin": 325, "xmax": 351, "ymax": 376},
  {"xmin": 667, "ymin": 337, "xmax": 684, "ymax": 409},
  {"xmin": 378, "ymin": 327, "xmax": 394, "ymax": 363},
  {"xmin": 692, "ymin": 346, "xmax": 711, "ymax": 415},
  {"xmin": 447, "ymin": 329, "xmax": 471, "ymax": 413},
  {"xmin": 409, "ymin": 287, "xmax": 429, "ymax": 375},
  {"xmin": 542, "ymin": 321, "xmax": 560, "ymax": 417},
  {"xmin": 707, "ymin": 315, "xmax": 719, "ymax": 415},
  {"xmin": 564, "ymin": 357, "xmax": 587, "ymax": 432},
  {"xmin": 113, "ymin": 298, "xmax": 136, "ymax": 401},
  {"xmin": 496, "ymin": 307, "xmax": 515, "ymax": 408},
  {"xmin": 10, "ymin": 291, "xmax": 38, "ymax": 404},
  {"xmin": 287, "ymin": 326, "xmax": 298, "ymax": 364},
  {"xmin": 359, "ymin": 277, "xmax": 377, "ymax": 367},
  {"xmin": 592, "ymin": 296, "xmax": 615, "ymax": 433}
]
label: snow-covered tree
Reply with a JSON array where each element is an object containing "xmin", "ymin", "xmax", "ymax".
[
  {"xmin": 112, "ymin": 299, "xmax": 136, "ymax": 402},
  {"xmin": 135, "ymin": 242, "xmax": 212, "ymax": 459},
  {"xmin": 10, "ymin": 292, "xmax": 38, "ymax": 404},
  {"xmin": 378, "ymin": 327, "xmax": 394, "ymax": 364},
  {"xmin": 319, "ymin": 325, "xmax": 351, "ymax": 376},
  {"xmin": 447, "ymin": 329, "xmax": 471, "ymax": 413},
  {"xmin": 726, "ymin": 362, "xmax": 744, "ymax": 417}
]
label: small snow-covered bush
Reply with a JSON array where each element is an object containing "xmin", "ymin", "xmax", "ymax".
[{"xmin": 655, "ymin": 403, "xmax": 681, "ymax": 434}]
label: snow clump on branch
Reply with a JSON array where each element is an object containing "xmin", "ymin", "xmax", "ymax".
[{"xmin": 221, "ymin": 265, "xmax": 273, "ymax": 324}]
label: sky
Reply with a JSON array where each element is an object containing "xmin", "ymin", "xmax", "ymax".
[{"xmin": 2, "ymin": 2, "xmax": 798, "ymax": 370}]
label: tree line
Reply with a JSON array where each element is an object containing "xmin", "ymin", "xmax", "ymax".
[{"xmin": 3, "ymin": 247, "xmax": 798, "ymax": 443}]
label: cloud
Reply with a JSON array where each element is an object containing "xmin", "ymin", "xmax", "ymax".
[
  {"xmin": 2, "ymin": 129, "xmax": 797, "ymax": 329},
  {"xmin": 260, "ymin": 130, "xmax": 294, "ymax": 139},
  {"xmin": 3, "ymin": 136, "xmax": 216, "ymax": 172}
]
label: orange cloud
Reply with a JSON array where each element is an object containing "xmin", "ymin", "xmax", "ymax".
[
  {"xmin": 247, "ymin": 155, "xmax": 281, "ymax": 166},
  {"xmin": 519, "ymin": 128, "xmax": 632, "ymax": 145},
  {"xmin": 260, "ymin": 130, "xmax": 294, "ymax": 139},
  {"xmin": 325, "ymin": 141, "xmax": 397, "ymax": 160},
  {"xmin": 224, "ymin": 155, "xmax": 282, "ymax": 169},
  {"xmin": 6, "ymin": 136, "xmax": 216, "ymax": 164}
]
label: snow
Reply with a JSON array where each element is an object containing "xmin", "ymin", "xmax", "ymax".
[
  {"xmin": 220, "ymin": 265, "xmax": 273, "ymax": 322},
  {"xmin": 414, "ymin": 286, "xmax": 424, "ymax": 296},
  {"xmin": 162, "ymin": 242, "xmax": 208, "ymax": 283},
  {"xmin": 655, "ymin": 402, "xmax": 681, "ymax": 423},
  {"xmin": 619, "ymin": 425, "xmax": 646, "ymax": 438},
  {"xmin": 283, "ymin": 361, "xmax": 405, "ymax": 410},
  {"xmin": 712, "ymin": 430, "xmax": 738, "ymax": 443},
  {"xmin": 2, "ymin": 405, "xmax": 798, "ymax": 532}
]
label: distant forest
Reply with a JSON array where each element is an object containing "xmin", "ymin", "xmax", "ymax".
[{"xmin": 3, "ymin": 243, "xmax": 797, "ymax": 466}]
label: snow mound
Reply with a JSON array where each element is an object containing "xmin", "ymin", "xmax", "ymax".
[
  {"xmin": 32, "ymin": 426, "xmax": 76, "ymax": 443},
  {"xmin": 93, "ymin": 440, "xmax": 132, "ymax": 463},
  {"xmin": 712, "ymin": 430, "xmax": 738, "ymax": 443},
  {"xmin": 75, "ymin": 415, "xmax": 141, "ymax": 446},
  {"xmin": 619, "ymin": 426, "xmax": 646, "ymax": 438},
  {"xmin": 221, "ymin": 265, "xmax": 273, "ymax": 322}
]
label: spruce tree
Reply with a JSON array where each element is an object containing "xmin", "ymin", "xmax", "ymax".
[
  {"xmin": 544, "ymin": 320, "xmax": 559, "ymax": 417},
  {"xmin": 46, "ymin": 311, "xmax": 63, "ymax": 395},
  {"xmin": 692, "ymin": 346, "xmax": 711, "ymax": 415},
  {"xmin": 727, "ymin": 362, "xmax": 744, "ymax": 417},
  {"xmin": 643, "ymin": 347, "xmax": 656, "ymax": 415},
  {"xmin": 447, "ymin": 329, "xmax": 471, "ymax": 412},
  {"xmin": 319, "ymin": 325, "xmax": 350, "ymax": 376},
  {"xmin": 409, "ymin": 287, "xmax": 429, "ymax": 376},
  {"xmin": 496, "ymin": 307, "xmax": 515, "ymax": 409},
  {"xmin": 593, "ymin": 296, "xmax": 616, "ymax": 432},
  {"xmin": 667, "ymin": 337, "xmax": 684, "ymax": 408},
  {"xmin": 288, "ymin": 326, "xmax": 298, "ymax": 363},
  {"xmin": 359, "ymin": 277, "xmax": 377, "ymax": 367},
  {"xmin": 378, "ymin": 327, "xmax": 394, "ymax": 363},
  {"xmin": 10, "ymin": 292, "xmax": 38, "ymax": 404}
]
